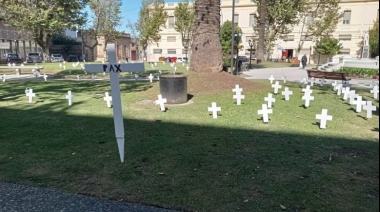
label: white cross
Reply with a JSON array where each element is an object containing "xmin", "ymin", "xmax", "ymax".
[
  {"xmin": 84, "ymin": 44, "xmax": 145, "ymax": 163},
  {"xmin": 66, "ymin": 91, "xmax": 74, "ymax": 106},
  {"xmin": 148, "ymin": 73, "xmax": 154, "ymax": 83},
  {"xmin": 186, "ymin": 66, "xmax": 189, "ymax": 71},
  {"xmin": 268, "ymin": 75, "xmax": 275, "ymax": 84},
  {"xmin": 26, "ymin": 89, "xmax": 35, "ymax": 103},
  {"xmin": 154, "ymin": 62, "xmax": 157, "ymax": 67},
  {"xmin": 232, "ymin": 85, "xmax": 243, "ymax": 94},
  {"xmin": 370, "ymin": 81, "xmax": 379, "ymax": 88},
  {"xmin": 302, "ymin": 92, "xmax": 315, "ymax": 108},
  {"xmin": 353, "ymin": 95, "xmax": 366, "ymax": 113},
  {"xmin": 63, "ymin": 65, "xmax": 66, "ymax": 70},
  {"xmin": 77, "ymin": 75, "xmax": 80, "ymax": 81},
  {"xmin": 233, "ymin": 92, "xmax": 245, "ymax": 106},
  {"xmin": 309, "ymin": 77, "xmax": 315, "ymax": 86},
  {"xmin": 349, "ymin": 90, "xmax": 358, "ymax": 105},
  {"xmin": 371, "ymin": 85, "xmax": 379, "ymax": 99},
  {"xmin": 271, "ymin": 81, "xmax": 282, "ymax": 94},
  {"xmin": 302, "ymin": 85, "xmax": 313, "ymax": 95},
  {"xmin": 363, "ymin": 101, "xmax": 377, "ymax": 119},
  {"xmin": 319, "ymin": 78, "xmax": 326, "ymax": 86},
  {"xmin": 342, "ymin": 87, "xmax": 351, "ymax": 100},
  {"xmin": 316, "ymin": 109, "xmax": 333, "ymax": 129},
  {"xmin": 104, "ymin": 92, "xmax": 112, "ymax": 108},
  {"xmin": 332, "ymin": 81, "xmax": 338, "ymax": 91},
  {"xmin": 264, "ymin": 93, "xmax": 276, "ymax": 108},
  {"xmin": 208, "ymin": 102, "xmax": 221, "ymax": 119},
  {"xmin": 43, "ymin": 74, "xmax": 48, "ymax": 81},
  {"xmin": 150, "ymin": 63, "xmax": 154, "ymax": 69},
  {"xmin": 7, "ymin": 63, "xmax": 11, "ymax": 67},
  {"xmin": 2, "ymin": 74, "xmax": 6, "ymax": 82},
  {"xmin": 282, "ymin": 87, "xmax": 293, "ymax": 101},
  {"xmin": 301, "ymin": 78, "xmax": 308, "ymax": 87},
  {"xmin": 155, "ymin": 94, "xmax": 167, "ymax": 111},
  {"xmin": 134, "ymin": 74, "xmax": 139, "ymax": 80},
  {"xmin": 163, "ymin": 61, "xmax": 166, "ymax": 65},
  {"xmin": 258, "ymin": 104, "xmax": 273, "ymax": 123},
  {"xmin": 336, "ymin": 84, "xmax": 343, "ymax": 95},
  {"xmin": 59, "ymin": 63, "xmax": 63, "ymax": 68},
  {"xmin": 12, "ymin": 63, "xmax": 15, "ymax": 67},
  {"xmin": 282, "ymin": 76, "xmax": 287, "ymax": 84}
]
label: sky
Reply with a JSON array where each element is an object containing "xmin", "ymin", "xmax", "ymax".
[{"xmin": 115, "ymin": 0, "xmax": 180, "ymax": 33}]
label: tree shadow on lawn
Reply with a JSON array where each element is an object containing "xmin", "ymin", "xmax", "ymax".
[{"xmin": 0, "ymin": 105, "xmax": 378, "ymax": 212}]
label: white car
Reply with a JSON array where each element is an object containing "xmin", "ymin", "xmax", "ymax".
[{"xmin": 51, "ymin": 54, "xmax": 64, "ymax": 62}]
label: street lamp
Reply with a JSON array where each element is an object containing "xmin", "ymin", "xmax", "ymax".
[{"xmin": 248, "ymin": 39, "xmax": 256, "ymax": 69}]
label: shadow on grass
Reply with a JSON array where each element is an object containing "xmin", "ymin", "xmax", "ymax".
[{"xmin": 0, "ymin": 102, "xmax": 378, "ymax": 211}]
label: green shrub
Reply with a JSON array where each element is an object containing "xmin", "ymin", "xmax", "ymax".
[{"xmin": 338, "ymin": 67, "xmax": 379, "ymax": 78}]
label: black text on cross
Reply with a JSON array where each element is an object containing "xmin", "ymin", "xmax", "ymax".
[{"xmin": 103, "ymin": 64, "xmax": 122, "ymax": 73}]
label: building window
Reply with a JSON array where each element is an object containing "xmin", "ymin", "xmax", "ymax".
[
  {"xmin": 167, "ymin": 36, "xmax": 176, "ymax": 42},
  {"xmin": 301, "ymin": 35, "xmax": 313, "ymax": 41},
  {"xmin": 283, "ymin": 35, "xmax": 295, "ymax": 41},
  {"xmin": 340, "ymin": 49, "xmax": 350, "ymax": 55},
  {"xmin": 339, "ymin": 34, "xmax": 352, "ymax": 41},
  {"xmin": 153, "ymin": 49, "xmax": 162, "ymax": 54},
  {"xmin": 234, "ymin": 14, "xmax": 239, "ymax": 25},
  {"xmin": 168, "ymin": 16, "xmax": 175, "ymax": 28},
  {"xmin": 249, "ymin": 14, "xmax": 255, "ymax": 28},
  {"xmin": 168, "ymin": 49, "xmax": 176, "ymax": 54},
  {"xmin": 343, "ymin": 10, "xmax": 351, "ymax": 24}
]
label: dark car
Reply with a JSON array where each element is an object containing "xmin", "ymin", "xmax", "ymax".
[
  {"xmin": 2, "ymin": 53, "xmax": 24, "ymax": 64},
  {"xmin": 237, "ymin": 56, "xmax": 249, "ymax": 63},
  {"xmin": 67, "ymin": 55, "xmax": 79, "ymax": 62},
  {"xmin": 26, "ymin": 52, "xmax": 43, "ymax": 63}
]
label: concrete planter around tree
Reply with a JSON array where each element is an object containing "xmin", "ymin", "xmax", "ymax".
[{"xmin": 159, "ymin": 75, "xmax": 188, "ymax": 104}]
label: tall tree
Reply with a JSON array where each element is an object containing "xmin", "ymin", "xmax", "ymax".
[
  {"xmin": 255, "ymin": 0, "xmax": 304, "ymax": 59},
  {"xmin": 190, "ymin": 0, "xmax": 223, "ymax": 73},
  {"xmin": 368, "ymin": 17, "xmax": 379, "ymax": 58},
  {"xmin": 135, "ymin": 0, "xmax": 167, "ymax": 60},
  {"xmin": 314, "ymin": 36, "xmax": 342, "ymax": 64},
  {"xmin": 297, "ymin": 0, "xmax": 343, "ymax": 54},
  {"xmin": 174, "ymin": 0, "xmax": 195, "ymax": 63},
  {"xmin": 220, "ymin": 20, "xmax": 242, "ymax": 67},
  {"xmin": 256, "ymin": 0, "xmax": 266, "ymax": 61},
  {"xmin": 1, "ymin": 0, "xmax": 86, "ymax": 60}
]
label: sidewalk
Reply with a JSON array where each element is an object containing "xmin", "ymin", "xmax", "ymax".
[
  {"xmin": 0, "ymin": 181, "xmax": 175, "ymax": 212},
  {"xmin": 241, "ymin": 67, "xmax": 378, "ymax": 88}
]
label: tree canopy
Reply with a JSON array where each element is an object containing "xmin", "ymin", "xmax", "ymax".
[
  {"xmin": 314, "ymin": 36, "xmax": 342, "ymax": 56},
  {"xmin": 174, "ymin": 0, "xmax": 195, "ymax": 61},
  {"xmin": 368, "ymin": 18, "xmax": 379, "ymax": 58}
]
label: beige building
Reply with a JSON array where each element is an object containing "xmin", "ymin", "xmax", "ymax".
[{"xmin": 146, "ymin": 0, "xmax": 379, "ymax": 63}]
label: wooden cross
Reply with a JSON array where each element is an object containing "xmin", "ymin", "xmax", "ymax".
[
  {"xmin": 264, "ymin": 93, "xmax": 276, "ymax": 108},
  {"xmin": 282, "ymin": 87, "xmax": 293, "ymax": 101},
  {"xmin": 316, "ymin": 109, "xmax": 333, "ymax": 129},
  {"xmin": 84, "ymin": 44, "xmax": 145, "ymax": 163},
  {"xmin": 268, "ymin": 75, "xmax": 275, "ymax": 84},
  {"xmin": 258, "ymin": 104, "xmax": 273, "ymax": 123},
  {"xmin": 208, "ymin": 102, "xmax": 221, "ymax": 119},
  {"xmin": 363, "ymin": 101, "xmax": 376, "ymax": 119},
  {"xmin": 371, "ymin": 85, "xmax": 379, "ymax": 99},
  {"xmin": 302, "ymin": 92, "xmax": 315, "ymax": 108},
  {"xmin": 353, "ymin": 95, "xmax": 366, "ymax": 113},
  {"xmin": 271, "ymin": 81, "xmax": 282, "ymax": 94},
  {"xmin": 26, "ymin": 89, "xmax": 35, "ymax": 103},
  {"xmin": 66, "ymin": 91, "xmax": 74, "ymax": 106},
  {"xmin": 155, "ymin": 94, "xmax": 167, "ymax": 111}
]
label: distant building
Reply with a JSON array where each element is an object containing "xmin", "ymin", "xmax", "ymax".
[{"xmin": 146, "ymin": 0, "xmax": 379, "ymax": 63}]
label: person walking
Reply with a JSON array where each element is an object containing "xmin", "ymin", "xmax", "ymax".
[{"xmin": 301, "ymin": 54, "xmax": 307, "ymax": 69}]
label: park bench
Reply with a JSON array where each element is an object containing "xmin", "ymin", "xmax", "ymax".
[
  {"xmin": 0, "ymin": 66, "xmax": 43, "ymax": 76},
  {"xmin": 306, "ymin": 69, "xmax": 350, "ymax": 84},
  {"xmin": 290, "ymin": 59, "xmax": 300, "ymax": 67}
]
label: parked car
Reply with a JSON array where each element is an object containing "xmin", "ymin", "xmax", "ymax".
[
  {"xmin": 26, "ymin": 52, "xmax": 43, "ymax": 63},
  {"xmin": 51, "ymin": 54, "xmax": 64, "ymax": 62},
  {"xmin": 67, "ymin": 55, "xmax": 79, "ymax": 62},
  {"xmin": 1, "ymin": 53, "xmax": 24, "ymax": 64}
]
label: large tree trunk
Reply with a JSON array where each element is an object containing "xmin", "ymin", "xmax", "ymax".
[
  {"xmin": 190, "ymin": 0, "xmax": 223, "ymax": 73},
  {"xmin": 257, "ymin": 0, "xmax": 266, "ymax": 61}
]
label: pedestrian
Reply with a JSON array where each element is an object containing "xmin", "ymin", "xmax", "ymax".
[
  {"xmin": 126, "ymin": 55, "xmax": 129, "ymax": 63},
  {"xmin": 301, "ymin": 54, "xmax": 307, "ymax": 69}
]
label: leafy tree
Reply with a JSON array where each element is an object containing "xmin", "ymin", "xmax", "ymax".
[
  {"xmin": 134, "ymin": 0, "xmax": 167, "ymax": 60},
  {"xmin": 297, "ymin": 0, "xmax": 343, "ymax": 54},
  {"xmin": 254, "ymin": 0, "xmax": 304, "ymax": 59},
  {"xmin": 190, "ymin": 0, "xmax": 223, "ymax": 73},
  {"xmin": 368, "ymin": 18, "xmax": 379, "ymax": 58},
  {"xmin": 1, "ymin": 0, "xmax": 86, "ymax": 60},
  {"xmin": 174, "ymin": 0, "xmax": 195, "ymax": 63},
  {"xmin": 220, "ymin": 20, "xmax": 242, "ymax": 67},
  {"xmin": 81, "ymin": 0, "xmax": 122, "ymax": 61},
  {"xmin": 314, "ymin": 36, "xmax": 342, "ymax": 64}
]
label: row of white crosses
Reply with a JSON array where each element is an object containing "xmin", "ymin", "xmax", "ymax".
[{"xmin": 25, "ymin": 88, "xmax": 74, "ymax": 106}]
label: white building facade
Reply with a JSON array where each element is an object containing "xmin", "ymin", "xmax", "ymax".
[{"xmin": 146, "ymin": 0, "xmax": 379, "ymax": 63}]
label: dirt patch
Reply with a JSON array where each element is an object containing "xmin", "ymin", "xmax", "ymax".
[{"xmin": 186, "ymin": 72, "xmax": 266, "ymax": 95}]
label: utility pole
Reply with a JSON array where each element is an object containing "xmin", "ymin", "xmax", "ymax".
[{"xmin": 230, "ymin": 0, "xmax": 236, "ymax": 73}]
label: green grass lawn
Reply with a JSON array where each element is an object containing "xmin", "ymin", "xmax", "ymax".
[{"xmin": 0, "ymin": 69, "xmax": 379, "ymax": 211}]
